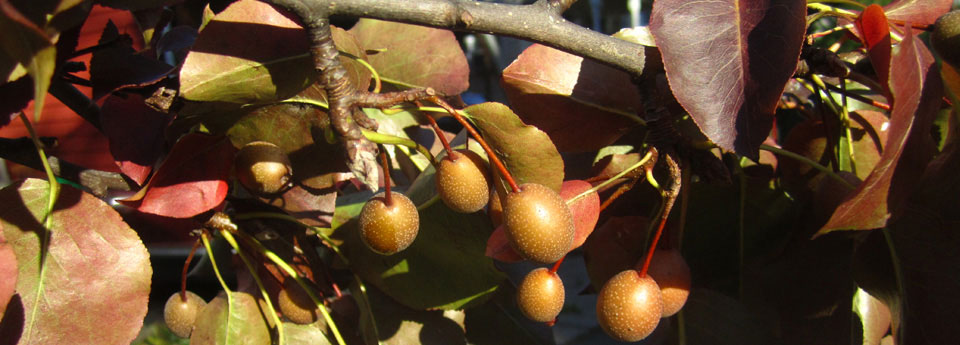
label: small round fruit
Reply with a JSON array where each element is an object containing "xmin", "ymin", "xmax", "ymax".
[
  {"xmin": 503, "ymin": 183, "xmax": 575, "ymax": 264},
  {"xmin": 436, "ymin": 149, "xmax": 491, "ymax": 213},
  {"xmin": 643, "ymin": 249, "xmax": 691, "ymax": 317},
  {"xmin": 163, "ymin": 291, "xmax": 207, "ymax": 338},
  {"xmin": 359, "ymin": 192, "xmax": 419, "ymax": 255},
  {"xmin": 596, "ymin": 270, "xmax": 663, "ymax": 342},
  {"xmin": 933, "ymin": 10, "xmax": 960, "ymax": 68},
  {"xmin": 516, "ymin": 268, "xmax": 565, "ymax": 323},
  {"xmin": 235, "ymin": 141, "xmax": 293, "ymax": 196},
  {"xmin": 278, "ymin": 280, "xmax": 319, "ymax": 324}
]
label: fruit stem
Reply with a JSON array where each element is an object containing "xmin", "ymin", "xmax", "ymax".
[
  {"xmin": 219, "ymin": 229, "xmax": 285, "ymax": 345},
  {"xmin": 428, "ymin": 96, "xmax": 522, "ymax": 193},
  {"xmin": 423, "ymin": 112, "xmax": 455, "ymax": 158},
  {"xmin": 362, "ymin": 129, "xmax": 437, "ymax": 168},
  {"xmin": 759, "ymin": 144, "xmax": 857, "ymax": 190},
  {"xmin": 638, "ymin": 153, "xmax": 681, "ymax": 278},
  {"xmin": 568, "ymin": 148, "xmax": 655, "ymax": 204},
  {"xmin": 380, "ymin": 147, "xmax": 393, "ymax": 207},
  {"xmin": 549, "ymin": 255, "xmax": 565, "ymax": 274},
  {"xmin": 180, "ymin": 239, "xmax": 202, "ymax": 302}
]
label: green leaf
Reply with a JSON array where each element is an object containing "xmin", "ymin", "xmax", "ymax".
[
  {"xmin": 357, "ymin": 284, "xmax": 466, "ymax": 345},
  {"xmin": 0, "ymin": 179, "xmax": 152, "ymax": 345},
  {"xmin": 180, "ymin": 0, "xmax": 368, "ymax": 104},
  {"xmin": 335, "ymin": 166, "xmax": 505, "ymax": 310},
  {"xmin": 349, "ymin": 18, "xmax": 468, "ymax": 94},
  {"xmin": 465, "ymin": 102, "xmax": 564, "ymax": 192},
  {"xmin": 190, "ymin": 291, "xmax": 270, "ymax": 345}
]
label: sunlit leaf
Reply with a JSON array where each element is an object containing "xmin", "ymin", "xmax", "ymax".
[
  {"xmin": 0, "ymin": 234, "xmax": 15, "ymax": 315},
  {"xmin": 0, "ymin": 1, "xmax": 55, "ymax": 120},
  {"xmin": 855, "ymin": 5, "xmax": 892, "ymax": 97},
  {"xmin": 819, "ymin": 30, "xmax": 942, "ymax": 234},
  {"xmin": 120, "ymin": 133, "xmax": 235, "ymax": 218},
  {"xmin": 884, "ymin": 0, "xmax": 953, "ymax": 26},
  {"xmin": 349, "ymin": 18, "xmax": 468, "ymax": 95},
  {"xmin": 190, "ymin": 292, "xmax": 270, "ymax": 345},
  {"xmin": 0, "ymin": 179, "xmax": 151, "ymax": 345},
  {"xmin": 180, "ymin": 0, "xmax": 368, "ymax": 104},
  {"xmin": 283, "ymin": 321, "xmax": 332, "ymax": 345},
  {"xmin": 465, "ymin": 102, "xmax": 564, "ymax": 192},
  {"xmin": 501, "ymin": 44, "xmax": 641, "ymax": 152},
  {"xmin": 650, "ymin": 0, "xmax": 806, "ymax": 157}
]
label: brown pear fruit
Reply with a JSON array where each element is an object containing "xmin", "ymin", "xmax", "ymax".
[
  {"xmin": 278, "ymin": 280, "xmax": 320, "ymax": 324},
  {"xmin": 596, "ymin": 270, "xmax": 663, "ymax": 342},
  {"xmin": 235, "ymin": 141, "xmax": 293, "ymax": 196},
  {"xmin": 503, "ymin": 183, "xmax": 575, "ymax": 264},
  {"xmin": 163, "ymin": 291, "xmax": 207, "ymax": 338},
  {"xmin": 359, "ymin": 192, "xmax": 419, "ymax": 255},
  {"xmin": 516, "ymin": 267, "xmax": 565, "ymax": 323},
  {"xmin": 436, "ymin": 149, "xmax": 491, "ymax": 213}
]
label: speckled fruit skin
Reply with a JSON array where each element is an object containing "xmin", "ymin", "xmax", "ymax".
[
  {"xmin": 436, "ymin": 149, "xmax": 491, "ymax": 213},
  {"xmin": 644, "ymin": 249, "xmax": 691, "ymax": 317},
  {"xmin": 933, "ymin": 10, "xmax": 960, "ymax": 68},
  {"xmin": 503, "ymin": 183, "xmax": 575, "ymax": 264},
  {"xmin": 596, "ymin": 270, "xmax": 663, "ymax": 342},
  {"xmin": 359, "ymin": 192, "xmax": 419, "ymax": 255},
  {"xmin": 163, "ymin": 291, "xmax": 207, "ymax": 338},
  {"xmin": 235, "ymin": 141, "xmax": 293, "ymax": 196},
  {"xmin": 516, "ymin": 268, "xmax": 565, "ymax": 322},
  {"xmin": 278, "ymin": 281, "xmax": 319, "ymax": 324}
]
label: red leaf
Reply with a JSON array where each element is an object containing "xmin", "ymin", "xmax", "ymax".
[
  {"xmin": 0, "ymin": 235, "xmax": 15, "ymax": 315},
  {"xmin": 120, "ymin": 133, "xmax": 236, "ymax": 218},
  {"xmin": 485, "ymin": 180, "xmax": 600, "ymax": 262},
  {"xmin": 855, "ymin": 5, "xmax": 892, "ymax": 97},
  {"xmin": 0, "ymin": 179, "xmax": 151, "ymax": 345},
  {"xmin": 89, "ymin": 20, "xmax": 173, "ymax": 101},
  {"xmin": 501, "ymin": 44, "xmax": 641, "ymax": 152},
  {"xmin": 583, "ymin": 216, "xmax": 650, "ymax": 289},
  {"xmin": 100, "ymin": 93, "xmax": 173, "ymax": 185},
  {"xmin": 649, "ymin": 0, "xmax": 806, "ymax": 158},
  {"xmin": 818, "ymin": 29, "xmax": 942, "ymax": 235},
  {"xmin": 885, "ymin": 0, "xmax": 953, "ymax": 26}
]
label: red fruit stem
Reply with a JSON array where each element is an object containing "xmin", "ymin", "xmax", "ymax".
[
  {"xmin": 597, "ymin": 182, "xmax": 632, "ymax": 213},
  {"xmin": 381, "ymin": 149, "xmax": 393, "ymax": 206},
  {"xmin": 424, "ymin": 113, "xmax": 455, "ymax": 159},
  {"xmin": 638, "ymin": 213, "xmax": 668, "ymax": 278},
  {"xmin": 180, "ymin": 238, "xmax": 202, "ymax": 302},
  {"xmin": 549, "ymin": 255, "xmax": 565, "ymax": 274},
  {"xmin": 429, "ymin": 96, "xmax": 521, "ymax": 193},
  {"xmin": 887, "ymin": 19, "xmax": 933, "ymax": 31}
]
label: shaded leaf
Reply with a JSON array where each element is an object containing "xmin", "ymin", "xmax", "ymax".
[
  {"xmin": 463, "ymin": 283, "xmax": 555, "ymax": 345},
  {"xmin": 583, "ymin": 216, "xmax": 649, "ymax": 290},
  {"xmin": 819, "ymin": 30, "xmax": 942, "ymax": 234},
  {"xmin": 97, "ymin": 0, "xmax": 184, "ymax": 11},
  {"xmin": 649, "ymin": 0, "xmax": 806, "ymax": 157},
  {"xmin": 0, "ymin": 179, "xmax": 151, "ymax": 345},
  {"xmin": 855, "ymin": 5, "xmax": 892, "ymax": 98},
  {"xmin": 100, "ymin": 93, "xmax": 173, "ymax": 185},
  {"xmin": 485, "ymin": 180, "xmax": 599, "ymax": 262},
  {"xmin": 89, "ymin": 20, "xmax": 172, "ymax": 100},
  {"xmin": 466, "ymin": 102, "xmax": 564, "ymax": 192},
  {"xmin": 180, "ymin": 0, "xmax": 369, "ymax": 103},
  {"xmin": 501, "ymin": 43, "xmax": 640, "ymax": 152},
  {"xmin": 349, "ymin": 18, "xmax": 468, "ymax": 95},
  {"xmin": 357, "ymin": 284, "xmax": 466, "ymax": 345},
  {"xmin": 0, "ymin": 294, "xmax": 23, "ymax": 345},
  {"xmin": 0, "ymin": 0, "xmax": 55, "ymax": 120},
  {"xmin": 683, "ymin": 289, "xmax": 776, "ymax": 344},
  {"xmin": 0, "ymin": 77, "xmax": 32, "ymax": 128},
  {"xmin": 335, "ymin": 165, "xmax": 505, "ymax": 310},
  {"xmin": 190, "ymin": 292, "xmax": 270, "ymax": 345},
  {"xmin": 120, "ymin": 133, "xmax": 235, "ymax": 218}
]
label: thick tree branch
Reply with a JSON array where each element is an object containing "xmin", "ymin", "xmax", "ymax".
[{"xmin": 326, "ymin": 0, "xmax": 645, "ymax": 76}]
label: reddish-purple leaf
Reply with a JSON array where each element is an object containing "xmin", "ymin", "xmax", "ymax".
[
  {"xmin": 884, "ymin": 0, "xmax": 953, "ymax": 26},
  {"xmin": 349, "ymin": 18, "xmax": 468, "ymax": 95},
  {"xmin": 89, "ymin": 20, "xmax": 173, "ymax": 101},
  {"xmin": 466, "ymin": 102, "xmax": 564, "ymax": 192},
  {"xmin": 855, "ymin": 5, "xmax": 892, "ymax": 97},
  {"xmin": 583, "ymin": 216, "xmax": 650, "ymax": 289},
  {"xmin": 485, "ymin": 180, "xmax": 599, "ymax": 262},
  {"xmin": 266, "ymin": 186, "xmax": 336, "ymax": 228},
  {"xmin": 818, "ymin": 29, "xmax": 942, "ymax": 234},
  {"xmin": 501, "ymin": 44, "xmax": 641, "ymax": 152},
  {"xmin": 649, "ymin": 0, "xmax": 805, "ymax": 158},
  {"xmin": 0, "ymin": 233, "xmax": 15, "ymax": 316},
  {"xmin": 100, "ymin": 93, "xmax": 173, "ymax": 185},
  {"xmin": 120, "ymin": 133, "xmax": 235, "ymax": 218},
  {"xmin": 0, "ymin": 179, "xmax": 151, "ymax": 345}
]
